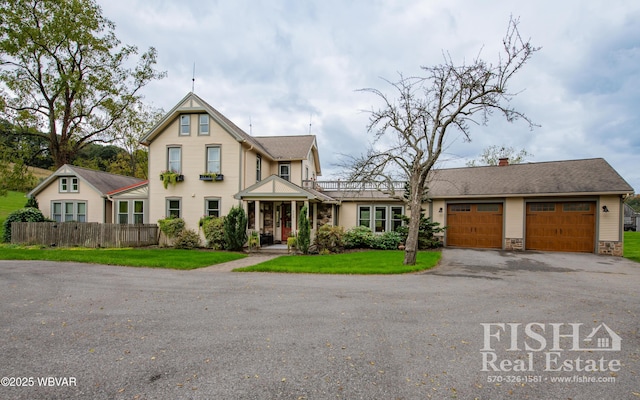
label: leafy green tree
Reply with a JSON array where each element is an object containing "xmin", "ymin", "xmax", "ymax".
[
  {"xmin": 110, "ymin": 102, "xmax": 163, "ymax": 179},
  {"xmin": 297, "ymin": 205, "xmax": 311, "ymax": 254},
  {"xmin": 0, "ymin": 0, "xmax": 165, "ymax": 168},
  {"xmin": 626, "ymin": 195, "xmax": 640, "ymax": 212},
  {"xmin": 466, "ymin": 145, "xmax": 533, "ymax": 167},
  {"xmin": 224, "ymin": 206, "xmax": 248, "ymax": 251}
]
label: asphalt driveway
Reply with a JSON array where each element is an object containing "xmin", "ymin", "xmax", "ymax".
[{"xmin": 1, "ymin": 249, "xmax": 638, "ymax": 399}]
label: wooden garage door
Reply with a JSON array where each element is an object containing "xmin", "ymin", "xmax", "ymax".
[
  {"xmin": 525, "ymin": 202, "xmax": 595, "ymax": 252},
  {"xmin": 447, "ymin": 203, "xmax": 503, "ymax": 249}
]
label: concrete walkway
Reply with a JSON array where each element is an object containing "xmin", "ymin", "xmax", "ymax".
[{"xmin": 195, "ymin": 253, "xmax": 283, "ymax": 272}]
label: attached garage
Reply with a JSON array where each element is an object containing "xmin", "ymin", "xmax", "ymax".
[
  {"xmin": 525, "ymin": 202, "xmax": 596, "ymax": 253},
  {"xmin": 446, "ymin": 203, "xmax": 503, "ymax": 249}
]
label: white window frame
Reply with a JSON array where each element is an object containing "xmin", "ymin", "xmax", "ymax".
[
  {"xmin": 358, "ymin": 205, "xmax": 404, "ymax": 232},
  {"xmin": 180, "ymin": 115, "xmax": 190, "ymax": 135},
  {"xmin": 59, "ymin": 177, "xmax": 78, "ymax": 193},
  {"xmin": 279, "ymin": 163, "xmax": 290, "ymax": 181},
  {"xmin": 205, "ymin": 198, "xmax": 221, "ymax": 217},
  {"xmin": 116, "ymin": 200, "xmax": 145, "ymax": 224},
  {"xmin": 133, "ymin": 200, "xmax": 144, "ymax": 224},
  {"xmin": 52, "ymin": 201, "xmax": 87, "ymax": 222},
  {"xmin": 167, "ymin": 147, "xmax": 182, "ymax": 173},
  {"xmin": 199, "ymin": 114, "xmax": 209, "ymax": 135},
  {"xmin": 206, "ymin": 146, "xmax": 221, "ymax": 174},
  {"xmin": 166, "ymin": 198, "xmax": 181, "ymax": 218},
  {"xmin": 358, "ymin": 206, "xmax": 371, "ymax": 228},
  {"xmin": 118, "ymin": 200, "xmax": 129, "ymax": 224}
]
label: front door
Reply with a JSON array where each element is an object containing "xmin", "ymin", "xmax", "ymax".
[{"xmin": 281, "ymin": 204, "xmax": 292, "ymax": 241}]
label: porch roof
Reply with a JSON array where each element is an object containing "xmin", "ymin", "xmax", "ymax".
[{"xmin": 234, "ymin": 175, "xmax": 338, "ymax": 203}]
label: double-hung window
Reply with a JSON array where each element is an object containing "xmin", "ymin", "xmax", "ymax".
[
  {"xmin": 167, "ymin": 147, "xmax": 181, "ymax": 173},
  {"xmin": 199, "ymin": 114, "xmax": 209, "ymax": 135},
  {"xmin": 279, "ymin": 163, "xmax": 290, "ymax": 181},
  {"xmin": 133, "ymin": 201, "xmax": 144, "ymax": 224},
  {"xmin": 374, "ymin": 206, "xmax": 387, "ymax": 232},
  {"xmin": 167, "ymin": 198, "xmax": 181, "ymax": 218},
  {"xmin": 391, "ymin": 206, "xmax": 404, "ymax": 231},
  {"xmin": 180, "ymin": 115, "xmax": 190, "ymax": 135},
  {"xmin": 358, "ymin": 206, "xmax": 371, "ymax": 228},
  {"xmin": 205, "ymin": 198, "xmax": 220, "ymax": 217},
  {"xmin": 118, "ymin": 201, "xmax": 129, "ymax": 224},
  {"xmin": 206, "ymin": 146, "xmax": 221, "ymax": 174}
]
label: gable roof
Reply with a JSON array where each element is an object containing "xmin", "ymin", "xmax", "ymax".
[
  {"xmin": 254, "ymin": 135, "xmax": 321, "ymax": 174},
  {"xmin": 427, "ymin": 158, "xmax": 634, "ymax": 198},
  {"xmin": 28, "ymin": 164, "xmax": 145, "ymax": 198},
  {"xmin": 140, "ymin": 92, "xmax": 271, "ymax": 156},
  {"xmin": 234, "ymin": 174, "xmax": 337, "ymax": 203}
]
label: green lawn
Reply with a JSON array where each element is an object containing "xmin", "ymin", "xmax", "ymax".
[
  {"xmin": 0, "ymin": 191, "xmax": 27, "ymax": 227},
  {"xmin": 0, "ymin": 246, "xmax": 246, "ymax": 270},
  {"xmin": 624, "ymin": 231, "xmax": 640, "ymax": 263},
  {"xmin": 234, "ymin": 250, "xmax": 441, "ymax": 274}
]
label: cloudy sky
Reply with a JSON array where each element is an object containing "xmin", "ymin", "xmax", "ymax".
[{"xmin": 99, "ymin": 0, "xmax": 639, "ymax": 191}]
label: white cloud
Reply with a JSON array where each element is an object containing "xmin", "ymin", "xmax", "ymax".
[{"xmin": 99, "ymin": 0, "xmax": 640, "ymax": 191}]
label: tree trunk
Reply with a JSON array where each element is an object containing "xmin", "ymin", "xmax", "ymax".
[{"xmin": 403, "ymin": 174, "xmax": 424, "ymax": 265}]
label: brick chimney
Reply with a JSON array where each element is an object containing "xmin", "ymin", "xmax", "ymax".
[{"xmin": 498, "ymin": 157, "xmax": 509, "ymax": 166}]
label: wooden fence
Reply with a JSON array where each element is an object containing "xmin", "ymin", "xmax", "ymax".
[{"xmin": 11, "ymin": 222, "xmax": 159, "ymax": 248}]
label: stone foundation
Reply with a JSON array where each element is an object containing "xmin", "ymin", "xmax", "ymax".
[
  {"xmin": 505, "ymin": 238, "xmax": 524, "ymax": 251},
  {"xmin": 598, "ymin": 241, "xmax": 623, "ymax": 257}
]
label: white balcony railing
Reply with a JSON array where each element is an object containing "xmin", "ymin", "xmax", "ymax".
[{"xmin": 302, "ymin": 180, "xmax": 406, "ymax": 192}]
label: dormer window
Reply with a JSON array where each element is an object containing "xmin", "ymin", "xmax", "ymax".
[
  {"xmin": 180, "ymin": 115, "xmax": 190, "ymax": 135},
  {"xmin": 59, "ymin": 177, "xmax": 79, "ymax": 193}
]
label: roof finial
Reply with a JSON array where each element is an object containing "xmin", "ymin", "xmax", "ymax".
[
  {"xmin": 309, "ymin": 113, "xmax": 312, "ymax": 134},
  {"xmin": 191, "ymin": 63, "xmax": 196, "ymax": 92},
  {"xmin": 249, "ymin": 115, "xmax": 253, "ymax": 135}
]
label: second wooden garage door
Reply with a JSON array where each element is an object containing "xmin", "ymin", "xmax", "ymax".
[
  {"xmin": 447, "ymin": 203, "xmax": 503, "ymax": 249},
  {"xmin": 525, "ymin": 202, "xmax": 595, "ymax": 253}
]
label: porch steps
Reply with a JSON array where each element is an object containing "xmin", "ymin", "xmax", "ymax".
[{"xmin": 253, "ymin": 244, "xmax": 290, "ymax": 255}]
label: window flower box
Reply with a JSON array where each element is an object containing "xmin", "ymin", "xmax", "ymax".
[
  {"xmin": 199, "ymin": 173, "xmax": 224, "ymax": 181},
  {"xmin": 160, "ymin": 171, "xmax": 184, "ymax": 189}
]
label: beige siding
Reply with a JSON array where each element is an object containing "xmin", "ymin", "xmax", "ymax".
[
  {"xmin": 504, "ymin": 197, "xmax": 524, "ymax": 238},
  {"xmin": 339, "ymin": 202, "xmax": 358, "ymax": 228},
  {"xmin": 431, "ymin": 200, "xmax": 446, "ymax": 238},
  {"xmin": 599, "ymin": 195, "xmax": 621, "ymax": 241},
  {"xmin": 290, "ymin": 161, "xmax": 303, "ymax": 185},
  {"xmin": 36, "ymin": 176, "xmax": 105, "ymax": 222},
  {"xmin": 147, "ymin": 115, "xmax": 243, "ymax": 231}
]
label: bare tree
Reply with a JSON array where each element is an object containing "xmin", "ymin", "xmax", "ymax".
[
  {"xmin": 466, "ymin": 145, "xmax": 533, "ymax": 167},
  {"xmin": 349, "ymin": 17, "xmax": 539, "ymax": 265}
]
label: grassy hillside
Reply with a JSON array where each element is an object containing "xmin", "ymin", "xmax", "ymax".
[{"xmin": 0, "ymin": 191, "xmax": 28, "ymax": 227}]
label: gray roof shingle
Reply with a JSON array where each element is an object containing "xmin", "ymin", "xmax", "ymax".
[
  {"xmin": 66, "ymin": 165, "xmax": 145, "ymax": 195},
  {"xmin": 253, "ymin": 135, "xmax": 316, "ymax": 160},
  {"xmin": 427, "ymin": 158, "xmax": 633, "ymax": 198}
]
